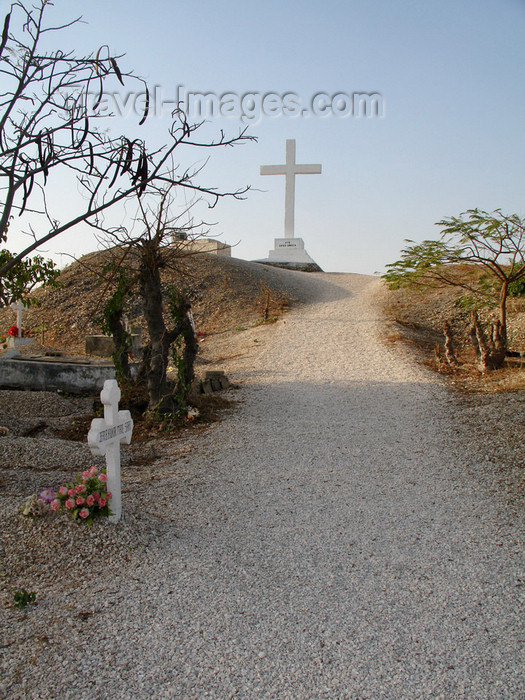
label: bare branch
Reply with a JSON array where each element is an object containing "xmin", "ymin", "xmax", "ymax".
[{"xmin": 1, "ymin": 0, "xmax": 254, "ymax": 295}]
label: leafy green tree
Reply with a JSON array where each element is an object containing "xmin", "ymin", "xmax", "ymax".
[
  {"xmin": 0, "ymin": 240, "xmax": 59, "ymax": 306},
  {"xmin": 383, "ymin": 209, "xmax": 525, "ymax": 345}
]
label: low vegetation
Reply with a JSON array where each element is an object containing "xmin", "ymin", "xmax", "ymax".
[
  {"xmin": 381, "ymin": 280, "xmax": 525, "ymax": 393},
  {"xmin": 382, "ymin": 209, "xmax": 525, "ymax": 391},
  {"xmin": 384, "ymin": 209, "xmax": 525, "ymax": 373}
]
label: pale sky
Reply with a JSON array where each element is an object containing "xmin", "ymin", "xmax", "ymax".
[{"xmin": 6, "ymin": 0, "xmax": 525, "ymax": 274}]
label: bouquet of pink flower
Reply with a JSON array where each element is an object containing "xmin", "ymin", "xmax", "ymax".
[{"xmin": 52, "ymin": 466, "xmax": 113, "ymax": 524}]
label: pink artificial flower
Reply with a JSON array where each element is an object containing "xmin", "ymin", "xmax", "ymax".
[
  {"xmin": 65, "ymin": 498, "xmax": 75, "ymax": 509},
  {"xmin": 92, "ymin": 492, "xmax": 100, "ymax": 502},
  {"xmin": 106, "ymin": 492, "xmax": 112, "ymax": 500},
  {"xmin": 86, "ymin": 495, "xmax": 95, "ymax": 506},
  {"xmin": 50, "ymin": 499, "xmax": 60, "ymax": 512},
  {"xmin": 90, "ymin": 466, "xmax": 98, "ymax": 475},
  {"xmin": 79, "ymin": 508, "xmax": 89, "ymax": 519},
  {"xmin": 58, "ymin": 486, "xmax": 68, "ymax": 496},
  {"xmin": 76, "ymin": 496, "xmax": 85, "ymax": 506},
  {"xmin": 82, "ymin": 470, "xmax": 91, "ymax": 481},
  {"xmin": 68, "ymin": 488, "xmax": 75, "ymax": 497},
  {"xmin": 39, "ymin": 488, "xmax": 57, "ymax": 504},
  {"xmin": 98, "ymin": 498, "xmax": 106, "ymax": 508},
  {"xmin": 98, "ymin": 473, "xmax": 107, "ymax": 483},
  {"xmin": 75, "ymin": 484, "xmax": 86, "ymax": 494}
]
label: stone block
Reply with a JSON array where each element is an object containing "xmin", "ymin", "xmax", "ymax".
[
  {"xmin": 85, "ymin": 334, "xmax": 142, "ymax": 357},
  {"xmin": 198, "ymin": 371, "xmax": 231, "ymax": 394},
  {"xmin": 0, "ymin": 356, "xmax": 116, "ymax": 393},
  {"xmin": 201, "ymin": 379, "xmax": 213, "ymax": 395},
  {"xmin": 85, "ymin": 335, "xmax": 115, "ymax": 357},
  {"xmin": 219, "ymin": 376, "xmax": 230, "ymax": 390}
]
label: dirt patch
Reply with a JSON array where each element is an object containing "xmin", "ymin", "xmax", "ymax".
[{"xmin": 376, "ymin": 279, "xmax": 525, "ymax": 513}]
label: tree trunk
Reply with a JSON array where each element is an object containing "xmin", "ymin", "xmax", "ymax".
[
  {"xmin": 470, "ymin": 310, "xmax": 506, "ymax": 371},
  {"xmin": 167, "ymin": 295, "xmax": 197, "ymax": 409},
  {"xmin": 499, "ymin": 281, "xmax": 508, "ymax": 346},
  {"xmin": 107, "ymin": 308, "xmax": 131, "ymax": 380},
  {"xmin": 471, "ymin": 310, "xmax": 492, "ymax": 371},
  {"xmin": 182, "ymin": 311, "xmax": 198, "ymax": 399},
  {"xmin": 492, "ymin": 320, "xmax": 506, "ymax": 354},
  {"xmin": 139, "ymin": 259, "xmax": 175, "ymax": 414},
  {"xmin": 136, "ymin": 342, "xmax": 151, "ymax": 384},
  {"xmin": 443, "ymin": 321, "xmax": 458, "ymax": 366},
  {"xmin": 139, "ymin": 253, "xmax": 197, "ymax": 414}
]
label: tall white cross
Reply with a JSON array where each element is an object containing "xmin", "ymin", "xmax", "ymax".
[
  {"xmin": 87, "ymin": 380, "xmax": 133, "ymax": 524},
  {"xmin": 260, "ymin": 139, "xmax": 322, "ymax": 238}
]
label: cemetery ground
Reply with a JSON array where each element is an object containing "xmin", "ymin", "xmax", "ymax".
[{"xmin": 0, "ymin": 259, "xmax": 524, "ymax": 697}]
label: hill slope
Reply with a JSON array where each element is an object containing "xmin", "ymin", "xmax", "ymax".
[{"xmin": 0, "ymin": 253, "xmax": 323, "ymax": 354}]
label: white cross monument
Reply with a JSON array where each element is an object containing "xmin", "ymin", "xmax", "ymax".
[
  {"xmin": 259, "ymin": 139, "xmax": 322, "ymax": 270},
  {"xmin": 87, "ymin": 379, "xmax": 133, "ymax": 524}
]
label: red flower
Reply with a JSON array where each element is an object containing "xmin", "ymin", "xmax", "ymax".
[{"xmin": 8, "ymin": 325, "xmax": 18, "ymax": 337}]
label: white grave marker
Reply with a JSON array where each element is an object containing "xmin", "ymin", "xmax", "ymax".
[
  {"xmin": 11, "ymin": 299, "xmax": 25, "ymax": 332},
  {"xmin": 87, "ymin": 379, "xmax": 133, "ymax": 524},
  {"xmin": 9, "ymin": 299, "xmax": 35, "ymax": 347}
]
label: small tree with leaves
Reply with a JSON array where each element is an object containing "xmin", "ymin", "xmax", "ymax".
[
  {"xmin": 383, "ymin": 209, "xmax": 525, "ymax": 368},
  {"xmin": 99, "ymin": 267, "xmax": 134, "ymax": 381}
]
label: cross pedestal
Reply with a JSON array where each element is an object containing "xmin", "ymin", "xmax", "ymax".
[{"xmin": 87, "ymin": 380, "xmax": 133, "ymax": 524}]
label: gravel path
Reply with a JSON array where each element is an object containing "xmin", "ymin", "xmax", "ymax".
[{"xmin": 2, "ymin": 272, "xmax": 524, "ymax": 698}]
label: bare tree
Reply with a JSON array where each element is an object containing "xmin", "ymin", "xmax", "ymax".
[
  {"xmin": 0, "ymin": 0, "xmax": 251, "ymax": 303},
  {"xmin": 92, "ymin": 188, "xmax": 210, "ymax": 413}
]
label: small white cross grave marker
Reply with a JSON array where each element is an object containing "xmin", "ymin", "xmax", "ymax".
[
  {"xmin": 10, "ymin": 299, "xmax": 26, "ymax": 334},
  {"xmin": 87, "ymin": 379, "xmax": 133, "ymax": 524},
  {"xmin": 260, "ymin": 139, "xmax": 322, "ymax": 239}
]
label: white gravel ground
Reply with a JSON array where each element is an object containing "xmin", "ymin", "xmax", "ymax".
[{"xmin": 1, "ymin": 271, "xmax": 524, "ymax": 699}]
